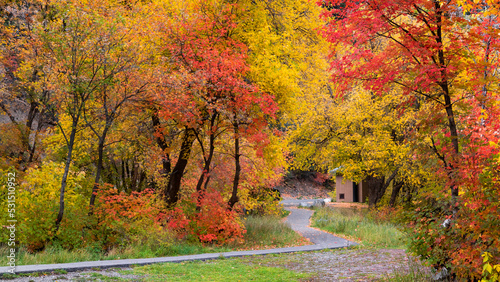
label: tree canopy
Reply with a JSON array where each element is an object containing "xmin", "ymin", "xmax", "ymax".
[{"xmin": 0, "ymin": 0, "xmax": 498, "ymax": 278}]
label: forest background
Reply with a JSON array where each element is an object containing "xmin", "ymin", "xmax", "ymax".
[{"xmin": 0, "ymin": 0, "xmax": 499, "ymax": 280}]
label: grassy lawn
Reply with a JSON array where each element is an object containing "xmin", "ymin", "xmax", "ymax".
[
  {"xmin": 0, "ymin": 257, "xmax": 312, "ymax": 281},
  {"xmin": 127, "ymin": 258, "xmax": 312, "ymax": 281},
  {"xmin": 311, "ymin": 206, "xmax": 407, "ymax": 249},
  {"xmin": 0, "ymin": 214, "xmax": 307, "ymax": 266}
]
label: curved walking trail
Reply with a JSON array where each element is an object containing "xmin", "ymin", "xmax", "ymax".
[
  {"xmin": 0, "ymin": 206, "xmax": 355, "ymax": 275},
  {"xmin": 284, "ymin": 207, "xmax": 355, "ymax": 247}
]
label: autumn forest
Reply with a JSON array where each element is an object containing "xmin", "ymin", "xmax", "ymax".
[{"xmin": 1, "ymin": 0, "xmax": 499, "ymax": 279}]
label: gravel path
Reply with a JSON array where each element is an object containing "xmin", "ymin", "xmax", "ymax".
[{"xmin": 239, "ymin": 248, "xmax": 426, "ymax": 281}]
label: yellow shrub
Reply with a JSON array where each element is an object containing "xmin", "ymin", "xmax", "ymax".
[{"xmin": 15, "ymin": 162, "xmax": 89, "ymax": 251}]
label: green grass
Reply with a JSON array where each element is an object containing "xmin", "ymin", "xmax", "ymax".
[
  {"xmin": 2, "ymin": 257, "xmax": 312, "ymax": 281},
  {"xmin": 311, "ymin": 206, "xmax": 407, "ymax": 249},
  {"xmin": 0, "ymin": 213, "xmax": 307, "ymax": 266},
  {"xmin": 231, "ymin": 215, "xmax": 309, "ymax": 249},
  {"xmin": 1, "ymin": 245, "xmax": 102, "ymax": 265},
  {"xmin": 0, "ymin": 243, "xmax": 232, "ymax": 266},
  {"xmin": 128, "ymin": 258, "xmax": 312, "ymax": 281}
]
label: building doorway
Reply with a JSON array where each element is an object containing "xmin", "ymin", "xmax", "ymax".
[{"xmin": 353, "ymin": 182, "xmax": 359, "ymax": 202}]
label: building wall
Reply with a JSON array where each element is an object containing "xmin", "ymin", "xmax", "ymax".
[
  {"xmin": 336, "ymin": 175, "xmax": 354, "ymax": 202},
  {"xmin": 335, "ymin": 175, "xmax": 368, "ymax": 203}
]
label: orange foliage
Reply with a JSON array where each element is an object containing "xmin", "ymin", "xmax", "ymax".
[
  {"xmin": 91, "ymin": 184, "xmax": 170, "ymax": 250},
  {"xmin": 165, "ymin": 190, "xmax": 245, "ymax": 245}
]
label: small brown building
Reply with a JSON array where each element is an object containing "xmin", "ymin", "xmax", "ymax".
[{"xmin": 335, "ymin": 175, "xmax": 368, "ymax": 203}]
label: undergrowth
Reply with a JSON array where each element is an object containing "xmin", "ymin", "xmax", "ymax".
[{"xmin": 0, "ymin": 212, "xmax": 307, "ymax": 266}]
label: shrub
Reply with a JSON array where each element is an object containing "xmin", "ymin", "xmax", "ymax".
[
  {"xmin": 238, "ymin": 184, "xmax": 282, "ymax": 216},
  {"xmin": 166, "ymin": 190, "xmax": 246, "ymax": 245},
  {"xmin": 90, "ymin": 184, "xmax": 173, "ymax": 251},
  {"xmin": 482, "ymin": 252, "xmax": 500, "ymax": 282},
  {"xmin": 404, "ymin": 193, "xmax": 500, "ymax": 280},
  {"xmin": 2, "ymin": 162, "xmax": 90, "ymax": 252},
  {"xmin": 403, "ymin": 101, "xmax": 500, "ymax": 280}
]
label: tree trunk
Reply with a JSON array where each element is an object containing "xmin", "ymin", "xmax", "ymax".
[
  {"xmin": 404, "ymin": 184, "xmax": 414, "ymax": 205},
  {"xmin": 389, "ymin": 179, "xmax": 404, "ymax": 207},
  {"xmin": 443, "ymin": 92, "xmax": 459, "ymax": 198},
  {"xmin": 27, "ymin": 108, "xmax": 45, "ymax": 164},
  {"xmin": 228, "ymin": 122, "xmax": 240, "ymax": 209},
  {"xmin": 164, "ymin": 127, "xmax": 196, "ymax": 206},
  {"xmin": 55, "ymin": 120, "xmax": 78, "ymax": 232},
  {"xmin": 367, "ymin": 175, "xmax": 386, "ymax": 208},
  {"xmin": 138, "ymin": 170, "xmax": 146, "ymax": 191},
  {"xmin": 436, "ymin": 3, "xmax": 459, "ymax": 200},
  {"xmin": 121, "ymin": 159, "xmax": 126, "ymax": 188},
  {"xmin": 131, "ymin": 162, "xmax": 139, "ymax": 191},
  {"xmin": 125, "ymin": 160, "xmax": 130, "ymax": 182},
  {"xmin": 195, "ymin": 113, "xmax": 217, "ymax": 193},
  {"xmin": 89, "ymin": 124, "xmax": 110, "ymax": 213},
  {"xmin": 367, "ymin": 169, "xmax": 398, "ymax": 208},
  {"xmin": 152, "ymin": 111, "xmax": 171, "ymax": 177}
]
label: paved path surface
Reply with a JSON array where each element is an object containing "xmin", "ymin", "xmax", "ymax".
[
  {"xmin": 0, "ymin": 207, "xmax": 355, "ymax": 275},
  {"xmin": 284, "ymin": 207, "xmax": 354, "ymax": 247}
]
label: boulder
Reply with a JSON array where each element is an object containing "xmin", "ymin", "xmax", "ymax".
[
  {"xmin": 432, "ymin": 267, "xmax": 449, "ymax": 281},
  {"xmin": 299, "ymin": 202, "xmax": 312, "ymax": 208},
  {"xmin": 298, "ymin": 199, "xmax": 325, "ymax": 208},
  {"xmin": 313, "ymin": 199, "xmax": 325, "ymax": 207}
]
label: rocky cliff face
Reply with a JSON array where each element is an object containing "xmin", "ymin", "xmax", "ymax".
[{"xmin": 276, "ymin": 172, "xmax": 333, "ymax": 199}]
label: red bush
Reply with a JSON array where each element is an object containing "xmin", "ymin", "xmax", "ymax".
[{"xmin": 165, "ymin": 190, "xmax": 246, "ymax": 245}]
